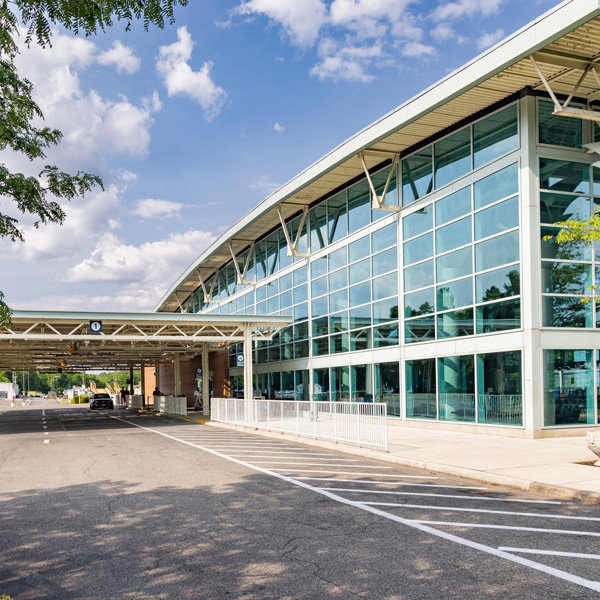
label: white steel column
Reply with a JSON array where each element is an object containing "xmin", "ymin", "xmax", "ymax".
[
  {"xmin": 243, "ymin": 324, "xmax": 253, "ymax": 400},
  {"xmin": 202, "ymin": 343, "xmax": 210, "ymax": 416},
  {"xmin": 141, "ymin": 364, "xmax": 146, "ymax": 408},
  {"xmin": 520, "ymin": 94, "xmax": 543, "ymax": 434},
  {"xmin": 155, "ymin": 360, "xmax": 161, "ymax": 391},
  {"xmin": 174, "ymin": 354, "xmax": 181, "ymax": 397}
]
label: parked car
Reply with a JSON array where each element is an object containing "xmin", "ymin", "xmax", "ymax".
[{"xmin": 89, "ymin": 393, "xmax": 114, "ymax": 410}]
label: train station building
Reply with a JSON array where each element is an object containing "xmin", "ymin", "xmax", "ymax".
[{"xmin": 154, "ymin": 0, "xmax": 600, "ymax": 437}]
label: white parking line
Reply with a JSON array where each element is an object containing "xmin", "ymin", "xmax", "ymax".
[
  {"xmin": 230, "ymin": 457, "xmax": 359, "ymax": 462},
  {"xmin": 44, "ymin": 432, "xmax": 48, "ymax": 435},
  {"xmin": 42, "ymin": 410, "xmax": 45, "ymax": 416},
  {"xmin": 249, "ymin": 462, "xmax": 376, "ymax": 467},
  {"xmin": 43, "ymin": 440, "xmax": 49, "ymax": 444},
  {"xmin": 296, "ymin": 478, "xmax": 487, "ymax": 490},
  {"xmin": 212, "ymin": 451, "xmax": 335, "ymax": 456},
  {"xmin": 112, "ymin": 417, "xmax": 600, "ymax": 594},
  {"xmin": 415, "ymin": 521, "xmax": 600, "ymax": 537},
  {"xmin": 269, "ymin": 469, "xmax": 408, "ymax": 476},
  {"xmin": 362, "ymin": 502, "xmax": 600, "ymax": 521},
  {"xmin": 321, "ymin": 488, "xmax": 561, "ymax": 505},
  {"xmin": 43, "ymin": 426, "xmax": 47, "ymax": 429},
  {"xmin": 499, "ymin": 548, "xmax": 600, "ymax": 560}
]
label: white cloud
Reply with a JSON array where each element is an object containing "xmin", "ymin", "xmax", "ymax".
[
  {"xmin": 402, "ymin": 41, "xmax": 436, "ymax": 58},
  {"xmin": 432, "ymin": 0, "xmax": 504, "ymax": 22},
  {"xmin": 311, "ymin": 38, "xmax": 385, "ymax": 82},
  {"xmin": 131, "ymin": 198, "xmax": 185, "ymax": 218},
  {"xmin": 97, "ymin": 40, "xmax": 141, "ymax": 74},
  {"xmin": 235, "ymin": 0, "xmax": 327, "ymax": 47},
  {"xmin": 273, "ymin": 122, "xmax": 285, "ymax": 132},
  {"xmin": 250, "ymin": 175, "xmax": 281, "ymax": 196},
  {"xmin": 11, "ymin": 293, "xmax": 159, "ymax": 312},
  {"xmin": 13, "ymin": 29, "xmax": 160, "ymax": 167},
  {"xmin": 430, "ymin": 23, "xmax": 455, "ymax": 42},
  {"xmin": 66, "ymin": 230, "xmax": 217, "ymax": 297},
  {"xmin": 477, "ymin": 28, "xmax": 505, "ymax": 50},
  {"xmin": 156, "ymin": 26, "xmax": 227, "ymax": 121}
]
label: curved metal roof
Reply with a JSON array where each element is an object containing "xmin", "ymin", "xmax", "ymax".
[{"xmin": 156, "ymin": 0, "xmax": 600, "ymax": 313}]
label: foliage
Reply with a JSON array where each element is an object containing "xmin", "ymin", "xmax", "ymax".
[
  {"xmin": 544, "ymin": 215, "xmax": 600, "ymax": 302},
  {"xmin": 0, "ymin": 0, "xmax": 188, "ymax": 328}
]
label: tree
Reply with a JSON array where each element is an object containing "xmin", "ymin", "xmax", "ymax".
[{"xmin": 0, "ymin": 0, "xmax": 188, "ymax": 330}]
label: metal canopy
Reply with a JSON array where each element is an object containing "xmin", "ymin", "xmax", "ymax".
[
  {"xmin": 156, "ymin": 1, "xmax": 600, "ymax": 313},
  {"xmin": 0, "ymin": 311, "xmax": 290, "ymax": 372}
]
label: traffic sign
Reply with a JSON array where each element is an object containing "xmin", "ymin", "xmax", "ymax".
[
  {"xmin": 90, "ymin": 320, "xmax": 102, "ymax": 333},
  {"xmin": 236, "ymin": 354, "xmax": 245, "ymax": 367}
]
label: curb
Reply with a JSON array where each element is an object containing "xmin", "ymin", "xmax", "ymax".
[{"xmin": 206, "ymin": 421, "xmax": 600, "ymax": 506}]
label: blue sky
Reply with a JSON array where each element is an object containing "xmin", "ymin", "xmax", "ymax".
[{"xmin": 1, "ymin": 0, "xmax": 559, "ymax": 312}]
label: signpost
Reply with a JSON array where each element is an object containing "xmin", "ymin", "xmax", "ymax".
[{"xmin": 89, "ymin": 320, "xmax": 102, "ymax": 333}]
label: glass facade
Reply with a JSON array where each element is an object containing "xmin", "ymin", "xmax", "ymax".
[{"xmin": 187, "ymin": 95, "xmax": 600, "ymax": 431}]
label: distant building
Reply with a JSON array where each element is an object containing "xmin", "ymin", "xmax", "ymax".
[{"xmin": 0, "ymin": 382, "xmax": 19, "ymax": 401}]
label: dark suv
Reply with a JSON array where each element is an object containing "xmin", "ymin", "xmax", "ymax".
[{"xmin": 90, "ymin": 393, "xmax": 114, "ymax": 410}]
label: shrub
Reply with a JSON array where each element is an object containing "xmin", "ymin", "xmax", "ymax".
[
  {"xmin": 71, "ymin": 396, "xmax": 80, "ymax": 404},
  {"xmin": 80, "ymin": 396, "xmax": 90, "ymax": 403}
]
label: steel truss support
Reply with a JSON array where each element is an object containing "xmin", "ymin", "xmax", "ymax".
[
  {"xmin": 359, "ymin": 151, "xmax": 400, "ymax": 211},
  {"xmin": 529, "ymin": 54, "xmax": 600, "ymax": 122},
  {"xmin": 197, "ymin": 270, "xmax": 219, "ymax": 303},
  {"xmin": 277, "ymin": 205, "xmax": 309, "ymax": 258},
  {"xmin": 228, "ymin": 241, "xmax": 255, "ymax": 285}
]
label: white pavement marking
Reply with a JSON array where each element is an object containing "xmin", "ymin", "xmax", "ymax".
[
  {"xmin": 270, "ymin": 470, "xmax": 422, "ymax": 477},
  {"xmin": 320, "ymin": 488, "xmax": 561, "ymax": 505},
  {"xmin": 499, "ymin": 548, "xmax": 600, "ymax": 560},
  {"xmin": 296, "ymin": 478, "xmax": 487, "ymax": 490},
  {"xmin": 362, "ymin": 502, "xmax": 600, "ymax": 522},
  {"xmin": 112, "ymin": 417, "xmax": 600, "ymax": 594},
  {"xmin": 415, "ymin": 521, "xmax": 600, "ymax": 537},
  {"xmin": 44, "ymin": 432, "xmax": 48, "ymax": 435},
  {"xmin": 229, "ymin": 457, "xmax": 360, "ymax": 462},
  {"xmin": 211, "ymin": 451, "xmax": 336, "ymax": 456},
  {"xmin": 43, "ymin": 440, "xmax": 49, "ymax": 444},
  {"xmin": 250, "ymin": 462, "xmax": 390, "ymax": 467},
  {"xmin": 42, "ymin": 410, "xmax": 45, "ymax": 416},
  {"xmin": 43, "ymin": 426, "xmax": 47, "ymax": 429}
]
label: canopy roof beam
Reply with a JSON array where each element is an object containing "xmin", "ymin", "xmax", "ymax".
[
  {"xmin": 359, "ymin": 151, "xmax": 400, "ymax": 212},
  {"xmin": 277, "ymin": 206, "xmax": 309, "ymax": 258}
]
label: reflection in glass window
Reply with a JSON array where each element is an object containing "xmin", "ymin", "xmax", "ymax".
[
  {"xmin": 475, "ymin": 230, "xmax": 519, "ymax": 272},
  {"xmin": 474, "ymin": 163, "xmax": 518, "ymax": 209},
  {"xmin": 404, "ymin": 287, "xmax": 434, "ymax": 318},
  {"xmin": 437, "ymin": 308, "xmax": 474, "ymax": 339},
  {"xmin": 310, "ymin": 204, "xmax": 327, "ymax": 251},
  {"xmin": 348, "ymin": 180, "xmax": 371, "ymax": 233},
  {"xmin": 473, "ymin": 104, "xmax": 518, "ymax": 168},
  {"xmin": 349, "ymin": 235, "xmax": 370, "ymax": 262},
  {"xmin": 406, "ymin": 358, "xmax": 436, "ymax": 419},
  {"xmin": 311, "ymin": 296, "xmax": 327, "ymax": 317},
  {"xmin": 330, "ymin": 332, "xmax": 349, "ymax": 354},
  {"xmin": 329, "ymin": 247, "xmax": 347, "ymax": 271},
  {"xmin": 294, "ymin": 302, "xmax": 308, "ymax": 321},
  {"xmin": 475, "ymin": 196, "xmax": 519, "ymax": 241},
  {"xmin": 349, "ymin": 258, "xmax": 370, "ymax": 284},
  {"xmin": 373, "ymin": 324, "xmax": 399, "ymax": 348},
  {"xmin": 435, "ymin": 186, "xmax": 471, "ymax": 226},
  {"xmin": 294, "ymin": 340, "xmax": 309, "ymax": 359},
  {"xmin": 476, "ymin": 265, "xmax": 520, "ymax": 302},
  {"xmin": 293, "ymin": 267, "xmax": 307, "ymax": 287},
  {"xmin": 373, "ymin": 297, "xmax": 398, "ymax": 323},
  {"xmin": 311, "ymin": 257, "xmax": 327, "ymax": 279},
  {"xmin": 404, "ymin": 232, "xmax": 433, "ymax": 266},
  {"xmin": 312, "ymin": 316, "xmax": 328, "ymax": 337},
  {"xmin": 541, "ymin": 227, "xmax": 590, "ymax": 261},
  {"xmin": 313, "ymin": 368, "xmax": 329, "ymax": 401},
  {"xmin": 436, "ymin": 216, "xmax": 472, "ymax": 254},
  {"xmin": 405, "ymin": 317, "xmax": 435, "ymax": 344},
  {"xmin": 436, "ymin": 247, "xmax": 472, "ymax": 283},
  {"xmin": 434, "ymin": 127, "xmax": 471, "ymax": 189},
  {"xmin": 372, "ymin": 222, "xmax": 397, "ymax": 253},
  {"xmin": 541, "ymin": 262, "xmax": 592, "ymax": 295},
  {"xmin": 405, "ymin": 260, "xmax": 434, "ymax": 292},
  {"xmin": 372, "ymin": 247, "xmax": 397, "ymax": 276},
  {"xmin": 293, "ymin": 283, "xmax": 308, "ymax": 305},
  {"xmin": 311, "ymin": 276, "xmax": 327, "ymax": 298},
  {"xmin": 375, "ymin": 362, "xmax": 400, "ymax": 416},
  {"xmin": 312, "ymin": 336, "xmax": 329, "ymax": 357},
  {"xmin": 540, "ymin": 193, "xmax": 591, "ymax": 224},
  {"xmin": 350, "ymin": 328, "xmax": 371, "ymax": 352},
  {"xmin": 349, "ymin": 281, "xmax": 371, "ymax": 307},
  {"xmin": 372, "ymin": 272, "xmax": 397, "ymax": 301},
  {"xmin": 350, "ymin": 304, "xmax": 371, "ymax": 329},
  {"xmin": 372, "ymin": 166, "xmax": 398, "ymax": 209},
  {"xmin": 539, "ymin": 158, "xmax": 590, "ymax": 194},
  {"xmin": 437, "ymin": 277, "xmax": 472, "ymax": 311},
  {"xmin": 476, "ymin": 299, "xmax": 520, "ymax": 333},
  {"xmin": 331, "ymin": 365, "xmax": 350, "ymax": 401},
  {"xmin": 402, "ymin": 147, "xmax": 433, "ymax": 206},
  {"xmin": 329, "ymin": 289, "xmax": 348, "ymax": 313},
  {"xmin": 543, "ymin": 296, "xmax": 593, "ymax": 328},
  {"xmin": 477, "ymin": 351, "xmax": 522, "ymax": 426},
  {"xmin": 438, "ymin": 355, "xmax": 475, "ymax": 422},
  {"xmin": 328, "ymin": 191, "xmax": 348, "ymax": 244},
  {"xmin": 329, "ymin": 311, "xmax": 349, "ymax": 333},
  {"xmin": 543, "ymin": 349, "xmax": 593, "ymax": 426},
  {"xmin": 538, "ymin": 100, "xmax": 582, "ymax": 148},
  {"xmin": 351, "ymin": 364, "xmax": 373, "ymax": 401},
  {"xmin": 403, "ymin": 207, "xmax": 432, "ymax": 239},
  {"xmin": 328, "ymin": 267, "xmax": 347, "ymax": 292}
]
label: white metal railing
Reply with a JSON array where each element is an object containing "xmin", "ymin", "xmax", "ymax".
[{"xmin": 211, "ymin": 398, "xmax": 388, "ymax": 450}]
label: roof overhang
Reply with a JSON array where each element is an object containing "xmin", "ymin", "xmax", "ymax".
[
  {"xmin": 0, "ymin": 311, "xmax": 290, "ymax": 371},
  {"xmin": 156, "ymin": 0, "xmax": 600, "ymax": 313}
]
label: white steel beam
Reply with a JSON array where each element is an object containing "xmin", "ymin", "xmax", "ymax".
[
  {"xmin": 359, "ymin": 152, "xmax": 400, "ymax": 212},
  {"xmin": 277, "ymin": 206, "xmax": 309, "ymax": 257}
]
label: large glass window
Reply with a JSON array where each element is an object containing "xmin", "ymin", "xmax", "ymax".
[
  {"xmin": 438, "ymin": 355, "xmax": 475, "ymax": 422},
  {"xmin": 474, "ymin": 163, "xmax": 518, "ymax": 209},
  {"xmin": 403, "ymin": 147, "xmax": 433, "ymax": 205},
  {"xmin": 538, "ymin": 99, "xmax": 582, "ymax": 148},
  {"xmin": 435, "ymin": 186, "xmax": 471, "ymax": 226},
  {"xmin": 434, "ymin": 127, "xmax": 471, "ymax": 188},
  {"xmin": 351, "ymin": 364, "xmax": 373, "ymax": 402},
  {"xmin": 313, "ymin": 368, "xmax": 329, "ymax": 401},
  {"xmin": 544, "ymin": 350, "xmax": 594, "ymax": 426},
  {"xmin": 473, "ymin": 104, "xmax": 518, "ymax": 168},
  {"xmin": 477, "ymin": 351, "xmax": 522, "ymax": 426},
  {"xmin": 331, "ymin": 366, "xmax": 350, "ymax": 401},
  {"xmin": 375, "ymin": 362, "xmax": 400, "ymax": 416},
  {"xmin": 406, "ymin": 358, "xmax": 436, "ymax": 419}
]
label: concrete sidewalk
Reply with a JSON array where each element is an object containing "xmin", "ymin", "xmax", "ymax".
[{"xmin": 206, "ymin": 420, "xmax": 600, "ymax": 504}]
